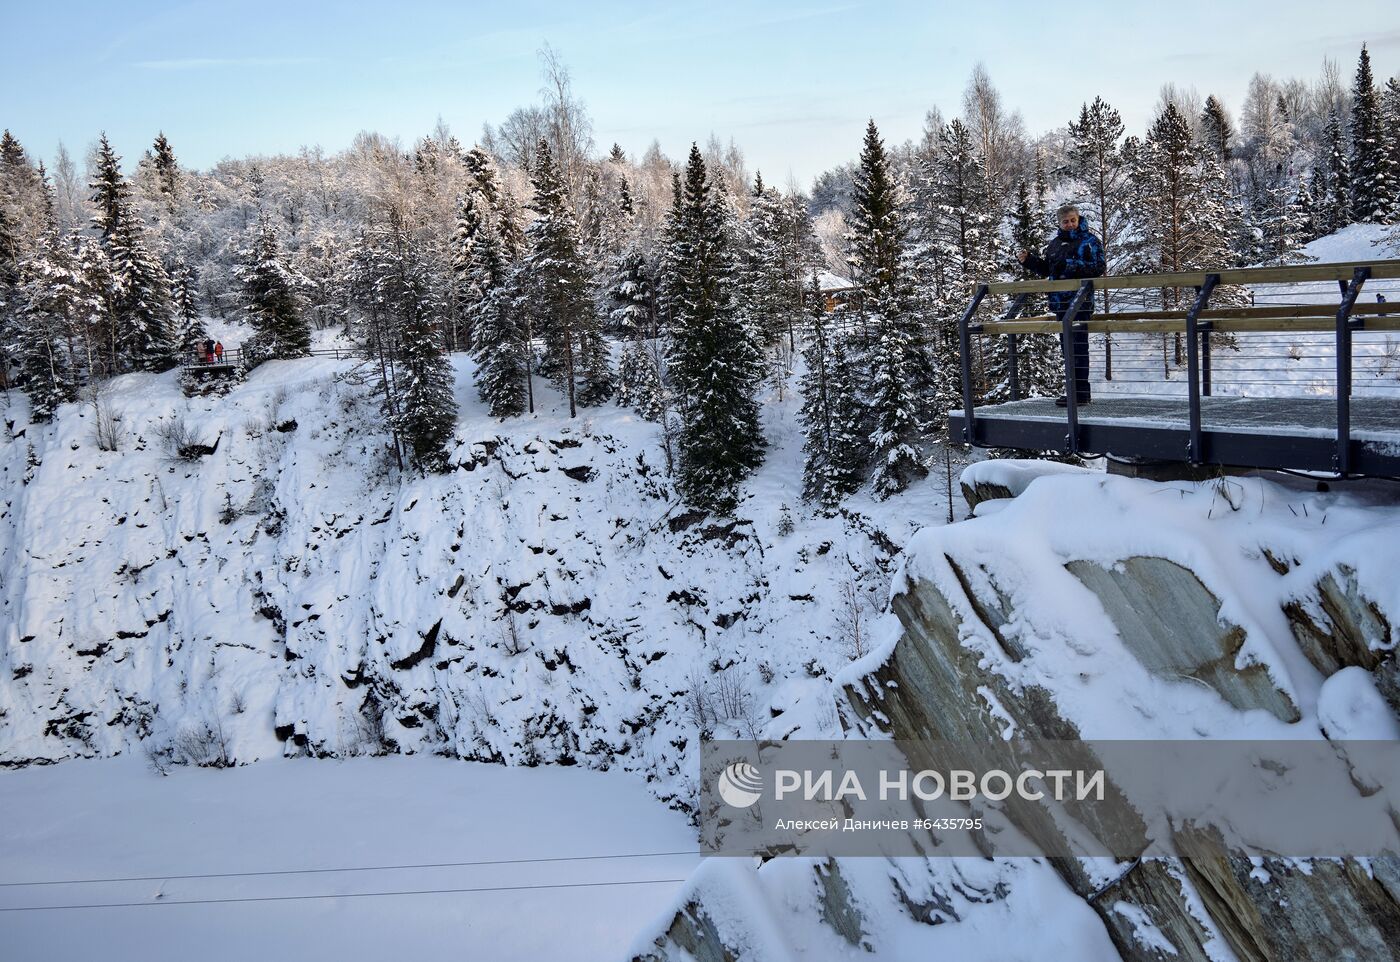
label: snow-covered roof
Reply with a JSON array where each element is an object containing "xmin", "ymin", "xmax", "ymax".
[{"xmin": 808, "ymin": 270, "xmax": 855, "ymax": 292}]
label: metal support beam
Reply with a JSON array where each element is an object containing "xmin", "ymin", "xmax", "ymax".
[
  {"xmin": 1003, "ymin": 293, "xmax": 1029, "ymax": 401},
  {"xmin": 1184, "ymin": 274, "xmax": 1219, "ymax": 464},
  {"xmin": 958, "ymin": 285, "xmax": 990, "ymax": 444},
  {"xmin": 1334, "ymin": 267, "xmax": 1369, "ymax": 474},
  {"xmin": 1059, "ymin": 280, "xmax": 1095, "ymax": 456}
]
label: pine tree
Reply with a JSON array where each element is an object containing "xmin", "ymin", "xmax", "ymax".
[
  {"xmin": 393, "ymin": 244, "xmax": 459, "ymax": 473},
  {"xmin": 473, "ymin": 262, "xmax": 532, "ymax": 418},
  {"xmin": 667, "ymin": 144, "xmax": 765, "ymax": 511},
  {"xmin": 237, "ymin": 215, "xmax": 309, "ymax": 361},
  {"xmin": 108, "ymin": 218, "xmax": 176, "ymax": 371},
  {"xmin": 451, "ymin": 190, "xmax": 499, "ymax": 349},
  {"xmin": 1131, "ymin": 103, "xmax": 1241, "ymax": 304},
  {"xmin": 518, "ymin": 139, "xmax": 611, "ymax": 415},
  {"xmin": 1349, "ymin": 45, "xmax": 1389, "ymax": 223},
  {"xmin": 89, "ymin": 135, "xmax": 131, "ymax": 245},
  {"xmin": 799, "ymin": 276, "xmax": 864, "ymax": 506}
]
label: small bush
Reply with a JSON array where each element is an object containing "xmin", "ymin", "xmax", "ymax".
[{"xmin": 154, "ymin": 416, "xmax": 213, "ymax": 462}]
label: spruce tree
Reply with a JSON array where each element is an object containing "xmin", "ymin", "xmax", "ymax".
[
  {"xmin": 89, "ymin": 134, "xmax": 176, "ymax": 372},
  {"xmin": 89, "ymin": 135, "xmax": 130, "ymax": 245},
  {"xmin": 1349, "ymin": 45, "xmax": 1389, "ymax": 223},
  {"xmin": 349, "ymin": 219, "xmax": 459, "ymax": 471},
  {"xmin": 0, "ymin": 203, "xmax": 20, "ymax": 390},
  {"xmin": 1068, "ymin": 97, "xmax": 1132, "ymax": 312},
  {"xmin": 169, "ymin": 258, "xmax": 208, "ymax": 361},
  {"xmin": 1199, "ymin": 96, "xmax": 1234, "ymax": 164},
  {"xmin": 151, "ymin": 132, "xmax": 180, "ymax": 209},
  {"xmin": 16, "ymin": 233, "xmax": 89, "ymax": 419},
  {"xmin": 799, "ymin": 276, "xmax": 864, "ymax": 506},
  {"xmin": 1314, "ymin": 109, "xmax": 1353, "ymax": 234},
  {"xmin": 392, "ymin": 240, "xmax": 459, "ymax": 472},
  {"xmin": 237, "ymin": 215, "xmax": 309, "ymax": 361},
  {"xmin": 850, "ymin": 120, "xmax": 926, "ymax": 496},
  {"xmin": 667, "ymin": 144, "xmax": 765, "ymax": 511},
  {"xmin": 519, "ymin": 139, "xmax": 611, "ymax": 415},
  {"xmin": 1383, "ymin": 76, "xmax": 1400, "ymax": 222},
  {"xmin": 1003, "ymin": 181, "xmax": 1061, "ymax": 397}
]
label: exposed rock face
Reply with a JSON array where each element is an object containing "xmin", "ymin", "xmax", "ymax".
[
  {"xmin": 843, "ymin": 546, "xmax": 1400, "ymax": 961},
  {"xmin": 1067, "ymin": 557, "xmax": 1299, "ymax": 722},
  {"xmin": 1285, "ymin": 564, "xmax": 1394, "ymax": 675}
]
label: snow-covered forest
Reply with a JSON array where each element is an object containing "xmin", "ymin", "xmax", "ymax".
[{"xmin": 3, "ymin": 47, "xmax": 1399, "ymax": 509}]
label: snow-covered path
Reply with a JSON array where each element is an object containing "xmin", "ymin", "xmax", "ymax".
[{"xmin": 0, "ymin": 756, "xmax": 699, "ymax": 961}]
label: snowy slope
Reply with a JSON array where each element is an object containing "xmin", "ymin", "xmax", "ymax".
[{"xmin": 0, "ymin": 342, "xmax": 961, "ymax": 811}]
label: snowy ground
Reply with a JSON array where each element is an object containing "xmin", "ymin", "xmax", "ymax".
[{"xmin": 0, "ymin": 756, "xmax": 699, "ymax": 961}]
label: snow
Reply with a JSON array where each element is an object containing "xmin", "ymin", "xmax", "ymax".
[
  {"xmin": 0, "ymin": 755, "xmax": 698, "ymax": 961},
  {"xmin": 806, "ymin": 269, "xmax": 855, "ymax": 292},
  {"xmin": 893, "ymin": 471, "xmax": 1400, "ymax": 739},
  {"xmin": 1317, "ymin": 666, "xmax": 1400, "ymax": 740},
  {"xmin": 959, "ymin": 457, "xmax": 1093, "ymax": 498}
]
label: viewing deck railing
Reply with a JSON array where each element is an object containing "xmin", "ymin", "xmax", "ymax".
[{"xmin": 955, "ymin": 259, "xmax": 1400, "ymax": 475}]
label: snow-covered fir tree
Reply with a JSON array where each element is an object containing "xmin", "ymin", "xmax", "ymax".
[
  {"xmin": 150, "ymin": 132, "xmax": 181, "ymax": 211},
  {"xmin": 169, "ymin": 257, "xmax": 208, "ymax": 361},
  {"xmin": 1311, "ymin": 109, "xmax": 1353, "ymax": 235},
  {"xmin": 1348, "ymin": 45, "xmax": 1391, "ymax": 223},
  {"xmin": 1384, "ymin": 76, "xmax": 1400, "ymax": 222},
  {"xmin": 518, "ymin": 139, "xmax": 611, "ymax": 415},
  {"xmin": 15, "ymin": 232, "xmax": 91, "ymax": 419},
  {"xmin": 349, "ymin": 217, "xmax": 459, "ymax": 471},
  {"xmin": 666, "ymin": 144, "xmax": 765, "ymax": 512},
  {"xmin": 850, "ymin": 120, "xmax": 926, "ymax": 496},
  {"xmin": 89, "ymin": 134, "xmax": 176, "ymax": 372},
  {"xmin": 237, "ymin": 214, "xmax": 309, "ymax": 362},
  {"xmin": 1001, "ymin": 180, "xmax": 1062, "ymax": 398},
  {"xmin": 0, "ymin": 203, "xmax": 20, "ymax": 389},
  {"xmin": 1199, "ymin": 95, "xmax": 1234, "ymax": 164},
  {"xmin": 799, "ymin": 276, "xmax": 864, "ymax": 507}
]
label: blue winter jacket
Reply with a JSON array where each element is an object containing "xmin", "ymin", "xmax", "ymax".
[{"xmin": 1023, "ymin": 217, "xmax": 1106, "ymax": 320}]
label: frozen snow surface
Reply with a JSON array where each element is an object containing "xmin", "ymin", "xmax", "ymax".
[{"xmin": 0, "ymin": 756, "xmax": 699, "ymax": 961}]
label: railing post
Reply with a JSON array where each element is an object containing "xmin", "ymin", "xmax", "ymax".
[
  {"xmin": 1003, "ymin": 293, "xmax": 1028, "ymax": 402},
  {"xmin": 958, "ymin": 285, "xmax": 990, "ymax": 444},
  {"xmin": 1184, "ymin": 274, "xmax": 1218, "ymax": 464},
  {"xmin": 1335, "ymin": 267, "xmax": 1369, "ymax": 475},
  {"xmin": 1059, "ymin": 280, "xmax": 1095, "ymax": 456}
]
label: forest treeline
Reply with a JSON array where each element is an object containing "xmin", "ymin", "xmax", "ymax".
[{"xmin": 1, "ymin": 46, "xmax": 1397, "ymax": 509}]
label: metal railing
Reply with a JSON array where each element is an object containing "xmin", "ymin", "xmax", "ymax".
[
  {"xmin": 956, "ymin": 259, "xmax": 1400, "ymax": 473},
  {"xmin": 180, "ymin": 345, "xmax": 359, "ymax": 371}
]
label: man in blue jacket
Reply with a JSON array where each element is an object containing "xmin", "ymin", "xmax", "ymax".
[{"xmin": 1017, "ymin": 203, "xmax": 1106, "ymax": 406}]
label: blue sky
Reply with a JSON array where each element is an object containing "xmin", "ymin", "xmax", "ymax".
[{"xmin": 3, "ymin": 0, "xmax": 1397, "ymax": 187}]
